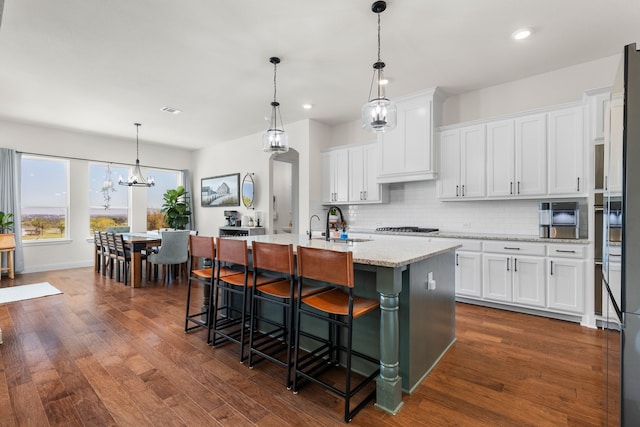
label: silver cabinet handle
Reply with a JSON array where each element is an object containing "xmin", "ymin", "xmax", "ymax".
[
  {"xmin": 514, "ymin": 258, "xmax": 518, "ymax": 272},
  {"xmin": 517, "ymin": 181, "xmax": 520, "ymax": 194},
  {"xmin": 507, "ymin": 258, "xmax": 510, "ymax": 272},
  {"xmin": 462, "ymin": 184, "xmax": 465, "ymax": 196},
  {"xmin": 364, "ymin": 190, "xmax": 367, "ymax": 200},
  {"xmin": 456, "ymin": 253, "xmax": 459, "ymax": 266},
  {"xmin": 504, "ymin": 247, "xmax": 521, "ymax": 250},
  {"xmin": 456, "ymin": 185, "xmax": 459, "ymax": 197},
  {"xmin": 550, "ymin": 260, "xmax": 554, "ymax": 275},
  {"xmin": 555, "ymin": 249, "xmax": 576, "ymax": 254},
  {"xmin": 510, "ymin": 181, "xmax": 513, "ymax": 195},
  {"xmin": 577, "ymin": 177, "xmax": 580, "ymax": 192}
]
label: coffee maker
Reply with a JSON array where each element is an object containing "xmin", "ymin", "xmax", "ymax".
[{"xmin": 224, "ymin": 210, "xmax": 239, "ymax": 226}]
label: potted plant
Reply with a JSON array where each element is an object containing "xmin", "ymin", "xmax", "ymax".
[
  {"xmin": 328, "ymin": 207, "xmax": 339, "ymax": 223},
  {"xmin": 161, "ymin": 186, "xmax": 192, "ymax": 230},
  {"xmin": 0, "ymin": 211, "xmax": 15, "ymax": 251},
  {"xmin": 0, "ymin": 211, "xmax": 14, "ymax": 234}
]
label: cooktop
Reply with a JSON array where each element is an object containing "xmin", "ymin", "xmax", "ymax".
[{"xmin": 376, "ymin": 226, "xmax": 439, "ymax": 233}]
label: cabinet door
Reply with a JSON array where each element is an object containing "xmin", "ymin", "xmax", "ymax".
[
  {"xmin": 438, "ymin": 130, "xmax": 461, "ymax": 198},
  {"xmin": 334, "ymin": 150, "xmax": 349, "ymax": 203},
  {"xmin": 321, "ymin": 152, "xmax": 332, "ymax": 203},
  {"xmin": 482, "ymin": 254, "xmax": 512, "ymax": 302},
  {"xmin": 363, "ymin": 144, "xmax": 380, "ymax": 201},
  {"xmin": 460, "ymin": 125, "xmax": 486, "ymax": 198},
  {"xmin": 378, "ymin": 92, "xmax": 435, "ymax": 182},
  {"xmin": 455, "ymin": 251, "xmax": 482, "ymax": 298},
  {"xmin": 348, "ymin": 146, "xmax": 365, "ymax": 201},
  {"xmin": 486, "ymin": 120, "xmax": 515, "ymax": 197},
  {"xmin": 548, "ymin": 107, "xmax": 585, "ymax": 195},
  {"xmin": 322, "ymin": 150, "xmax": 349, "ymax": 203},
  {"xmin": 604, "ymin": 96, "xmax": 623, "ymax": 194},
  {"xmin": 547, "ymin": 258, "xmax": 585, "ymax": 314},
  {"xmin": 512, "ymin": 256, "xmax": 546, "ymax": 308},
  {"xmin": 515, "ymin": 114, "xmax": 546, "ymax": 196}
]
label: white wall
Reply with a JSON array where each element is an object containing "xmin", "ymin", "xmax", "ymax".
[
  {"xmin": 442, "ymin": 55, "xmax": 620, "ymax": 125},
  {"xmin": 191, "ymin": 119, "xmax": 322, "ymax": 237},
  {"xmin": 0, "ymin": 118, "xmax": 192, "ymax": 272}
]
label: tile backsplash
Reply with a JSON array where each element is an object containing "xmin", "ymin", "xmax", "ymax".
[{"xmin": 346, "ymin": 180, "xmax": 540, "ymax": 235}]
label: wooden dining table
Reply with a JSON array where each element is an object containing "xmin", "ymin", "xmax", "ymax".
[{"xmin": 121, "ymin": 233, "xmax": 162, "ymax": 288}]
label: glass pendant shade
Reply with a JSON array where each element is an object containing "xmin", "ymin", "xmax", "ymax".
[
  {"xmin": 362, "ymin": 69, "xmax": 397, "ymax": 131},
  {"xmin": 263, "ymin": 57, "xmax": 289, "ymax": 153},
  {"xmin": 263, "ymin": 125, "xmax": 289, "ymax": 153}
]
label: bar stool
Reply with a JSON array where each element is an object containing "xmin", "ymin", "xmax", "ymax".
[
  {"xmin": 292, "ymin": 246, "xmax": 380, "ymax": 423},
  {"xmin": 209, "ymin": 238, "xmax": 278, "ymax": 362},
  {"xmin": 185, "ymin": 235, "xmax": 215, "ymax": 333},
  {"xmin": 248, "ymin": 241, "xmax": 329, "ymax": 389},
  {"xmin": 0, "ymin": 233, "xmax": 16, "ymax": 281}
]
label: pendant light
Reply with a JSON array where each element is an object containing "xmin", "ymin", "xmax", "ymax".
[
  {"xmin": 119, "ymin": 123, "xmax": 155, "ymax": 187},
  {"xmin": 102, "ymin": 164, "xmax": 115, "ymax": 209},
  {"xmin": 262, "ymin": 56, "xmax": 289, "ymax": 153},
  {"xmin": 362, "ymin": 1, "xmax": 396, "ymax": 132}
]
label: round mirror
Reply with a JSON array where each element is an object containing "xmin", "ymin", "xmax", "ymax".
[{"xmin": 242, "ymin": 173, "xmax": 255, "ymax": 208}]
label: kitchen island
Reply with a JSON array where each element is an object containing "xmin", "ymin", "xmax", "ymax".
[{"xmin": 230, "ymin": 234, "xmax": 459, "ymax": 415}]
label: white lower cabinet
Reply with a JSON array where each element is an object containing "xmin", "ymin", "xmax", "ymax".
[
  {"xmin": 455, "ymin": 251, "xmax": 482, "ymax": 298},
  {"xmin": 482, "ymin": 254, "xmax": 545, "ymax": 308},
  {"xmin": 454, "ymin": 240, "xmax": 587, "ymax": 319},
  {"xmin": 547, "ymin": 257, "xmax": 585, "ymax": 314}
]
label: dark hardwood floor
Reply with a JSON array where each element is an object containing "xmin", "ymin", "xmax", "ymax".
[{"xmin": 0, "ymin": 268, "xmax": 610, "ymax": 426}]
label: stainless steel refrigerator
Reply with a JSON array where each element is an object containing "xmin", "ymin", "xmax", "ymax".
[{"xmin": 603, "ymin": 43, "xmax": 640, "ymax": 426}]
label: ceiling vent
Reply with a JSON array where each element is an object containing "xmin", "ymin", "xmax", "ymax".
[{"xmin": 160, "ymin": 106, "xmax": 182, "ymax": 114}]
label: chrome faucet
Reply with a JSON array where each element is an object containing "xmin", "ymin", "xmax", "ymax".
[
  {"xmin": 325, "ymin": 206, "xmax": 344, "ymax": 241},
  {"xmin": 308, "ymin": 214, "xmax": 320, "ymax": 240}
]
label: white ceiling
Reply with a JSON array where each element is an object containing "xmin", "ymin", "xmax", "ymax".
[{"xmin": 0, "ymin": 0, "xmax": 639, "ymax": 151}]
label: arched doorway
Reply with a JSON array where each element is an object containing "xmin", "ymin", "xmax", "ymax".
[{"xmin": 269, "ymin": 148, "xmax": 299, "ymax": 234}]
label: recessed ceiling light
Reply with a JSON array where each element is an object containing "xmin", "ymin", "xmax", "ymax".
[
  {"xmin": 302, "ymin": 104, "xmax": 313, "ymax": 110},
  {"xmin": 511, "ymin": 28, "xmax": 532, "ymax": 41},
  {"xmin": 160, "ymin": 106, "xmax": 182, "ymax": 114}
]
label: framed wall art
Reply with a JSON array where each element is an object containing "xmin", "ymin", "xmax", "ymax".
[{"xmin": 201, "ymin": 173, "xmax": 240, "ymax": 207}]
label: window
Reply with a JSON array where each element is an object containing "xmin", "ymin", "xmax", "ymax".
[
  {"xmin": 146, "ymin": 169, "xmax": 182, "ymax": 231},
  {"xmin": 89, "ymin": 163, "xmax": 130, "ymax": 234},
  {"xmin": 21, "ymin": 155, "xmax": 69, "ymax": 241}
]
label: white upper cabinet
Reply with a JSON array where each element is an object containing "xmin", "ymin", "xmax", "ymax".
[
  {"xmin": 486, "ymin": 114, "xmax": 546, "ymax": 198},
  {"xmin": 604, "ymin": 96, "xmax": 623, "ymax": 194},
  {"xmin": 377, "ymin": 89, "xmax": 443, "ymax": 184},
  {"xmin": 438, "ymin": 125, "xmax": 486, "ymax": 199},
  {"xmin": 348, "ymin": 143, "xmax": 388, "ymax": 204},
  {"xmin": 547, "ymin": 106, "xmax": 585, "ymax": 195},
  {"xmin": 321, "ymin": 149, "xmax": 349, "ymax": 204}
]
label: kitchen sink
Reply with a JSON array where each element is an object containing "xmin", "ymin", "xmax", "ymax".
[{"xmin": 328, "ymin": 237, "xmax": 372, "ymax": 244}]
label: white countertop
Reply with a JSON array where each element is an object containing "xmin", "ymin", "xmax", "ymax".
[
  {"xmin": 348, "ymin": 228, "xmax": 589, "ymax": 245},
  {"xmin": 229, "ymin": 234, "xmax": 460, "ymax": 268}
]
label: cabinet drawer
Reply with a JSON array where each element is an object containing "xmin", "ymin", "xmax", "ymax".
[
  {"xmin": 547, "ymin": 245, "xmax": 586, "ymax": 259},
  {"xmin": 454, "ymin": 239, "xmax": 482, "ymax": 252},
  {"xmin": 483, "ymin": 241, "xmax": 545, "ymax": 256}
]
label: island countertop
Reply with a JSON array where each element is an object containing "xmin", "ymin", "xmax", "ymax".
[{"xmin": 228, "ymin": 233, "xmax": 460, "ymax": 268}]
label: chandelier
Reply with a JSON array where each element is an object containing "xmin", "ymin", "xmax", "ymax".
[
  {"xmin": 119, "ymin": 123, "xmax": 155, "ymax": 187},
  {"xmin": 102, "ymin": 164, "xmax": 116, "ymax": 209},
  {"xmin": 262, "ymin": 56, "xmax": 289, "ymax": 153},
  {"xmin": 361, "ymin": 1, "xmax": 397, "ymax": 132}
]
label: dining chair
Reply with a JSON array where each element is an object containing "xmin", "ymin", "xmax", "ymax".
[
  {"xmin": 94, "ymin": 231, "xmax": 104, "ymax": 274},
  {"xmin": 292, "ymin": 246, "xmax": 380, "ymax": 423},
  {"xmin": 146, "ymin": 230, "xmax": 190, "ymax": 284}
]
